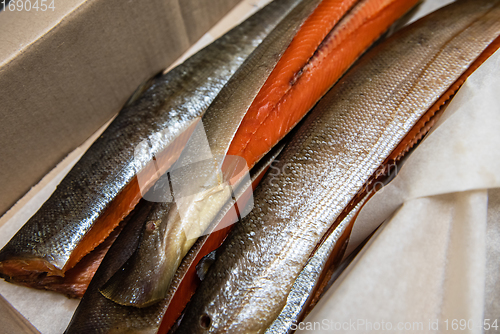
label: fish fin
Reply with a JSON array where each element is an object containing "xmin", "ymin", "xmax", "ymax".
[
  {"xmin": 99, "ymin": 202, "xmax": 192, "ymax": 308},
  {"xmin": 98, "ymin": 239, "xmax": 174, "ymax": 308},
  {"xmin": 195, "ymin": 250, "xmax": 218, "ymax": 281}
]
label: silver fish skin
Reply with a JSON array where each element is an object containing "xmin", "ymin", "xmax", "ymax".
[
  {"xmin": 64, "ymin": 139, "xmax": 286, "ymax": 334},
  {"xmin": 63, "ymin": 0, "xmax": 308, "ymax": 332},
  {"xmin": 174, "ymin": 1, "xmax": 500, "ymax": 333},
  {"xmin": 0, "ymin": 0, "xmax": 300, "ymax": 283},
  {"xmin": 101, "ymin": 0, "xmax": 323, "ymax": 307},
  {"xmin": 265, "ymin": 199, "xmax": 366, "ymax": 334}
]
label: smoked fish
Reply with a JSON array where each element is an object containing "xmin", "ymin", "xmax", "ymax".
[
  {"xmin": 64, "ymin": 147, "xmax": 281, "ymax": 334},
  {"xmin": 174, "ymin": 1, "xmax": 500, "ymax": 333},
  {"xmin": 0, "ymin": 0, "xmax": 300, "ymax": 295},
  {"xmin": 101, "ymin": 0, "xmax": 419, "ymax": 309}
]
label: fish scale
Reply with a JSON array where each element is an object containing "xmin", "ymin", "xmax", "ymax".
[
  {"xmin": 63, "ymin": 0, "xmax": 309, "ymax": 332},
  {"xmin": 0, "ymin": 0, "xmax": 303, "ymax": 293},
  {"xmin": 100, "ymin": 0, "xmax": 327, "ymax": 308},
  {"xmin": 175, "ymin": 1, "xmax": 500, "ymax": 333}
]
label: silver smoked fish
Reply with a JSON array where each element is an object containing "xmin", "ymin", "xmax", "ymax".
[
  {"xmin": 0, "ymin": 0, "xmax": 303, "ymax": 297},
  {"xmin": 175, "ymin": 0, "xmax": 500, "ymax": 333}
]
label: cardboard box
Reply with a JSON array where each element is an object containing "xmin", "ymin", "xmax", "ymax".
[{"xmin": 0, "ymin": 0, "xmax": 240, "ymax": 216}]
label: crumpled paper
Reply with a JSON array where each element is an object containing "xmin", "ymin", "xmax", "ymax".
[{"xmin": 298, "ymin": 30, "xmax": 500, "ymax": 334}]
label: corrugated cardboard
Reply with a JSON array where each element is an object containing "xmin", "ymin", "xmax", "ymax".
[{"xmin": 0, "ymin": 0, "xmax": 240, "ymax": 216}]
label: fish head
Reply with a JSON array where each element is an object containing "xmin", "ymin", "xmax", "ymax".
[{"xmin": 178, "ymin": 287, "xmax": 273, "ymax": 334}]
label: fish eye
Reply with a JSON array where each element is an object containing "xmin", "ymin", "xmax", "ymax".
[{"xmin": 200, "ymin": 313, "xmax": 211, "ymax": 329}]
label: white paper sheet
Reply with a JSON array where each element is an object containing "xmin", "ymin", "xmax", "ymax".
[{"xmin": 299, "ymin": 190, "xmax": 489, "ymax": 334}]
